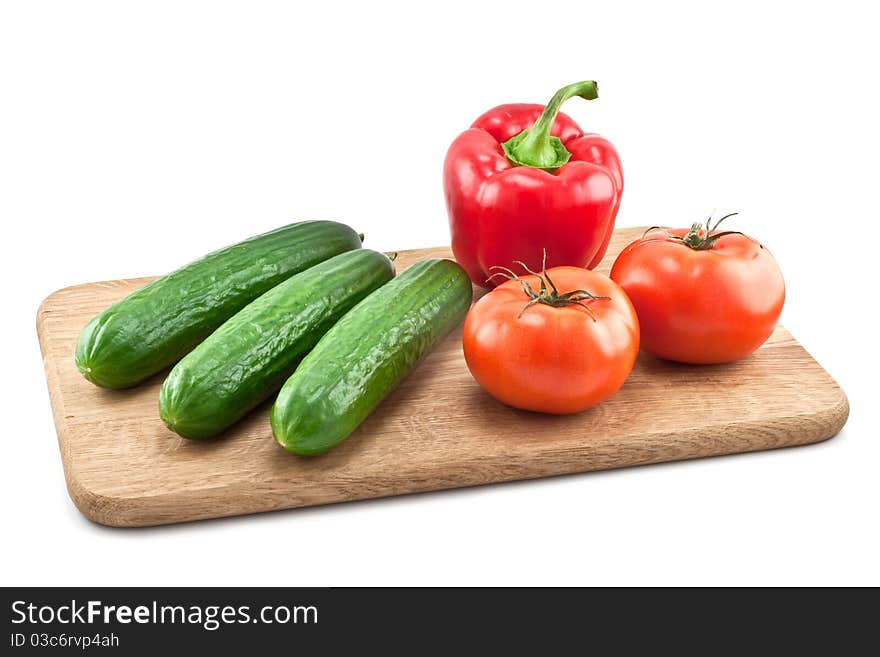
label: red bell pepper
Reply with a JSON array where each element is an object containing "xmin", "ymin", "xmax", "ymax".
[{"xmin": 443, "ymin": 81, "xmax": 623, "ymax": 288}]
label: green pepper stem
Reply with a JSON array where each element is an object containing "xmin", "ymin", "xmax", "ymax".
[{"xmin": 501, "ymin": 80, "xmax": 598, "ymax": 172}]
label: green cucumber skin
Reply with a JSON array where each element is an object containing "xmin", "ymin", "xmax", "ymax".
[
  {"xmin": 158, "ymin": 249, "xmax": 394, "ymax": 439},
  {"xmin": 271, "ymin": 258, "xmax": 473, "ymax": 456},
  {"xmin": 75, "ymin": 221, "xmax": 362, "ymax": 389}
]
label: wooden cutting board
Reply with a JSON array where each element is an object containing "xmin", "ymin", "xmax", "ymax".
[{"xmin": 37, "ymin": 227, "xmax": 849, "ymax": 527}]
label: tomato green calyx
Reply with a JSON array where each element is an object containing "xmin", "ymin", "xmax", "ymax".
[
  {"xmin": 682, "ymin": 212, "xmax": 741, "ymax": 250},
  {"xmin": 501, "ymin": 81, "xmax": 599, "ymax": 172},
  {"xmin": 487, "ymin": 250, "xmax": 610, "ymax": 320},
  {"xmin": 644, "ymin": 212, "xmax": 744, "ymax": 250}
]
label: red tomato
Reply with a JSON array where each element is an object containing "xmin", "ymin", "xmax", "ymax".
[
  {"xmin": 463, "ymin": 264, "xmax": 640, "ymax": 414},
  {"xmin": 610, "ymin": 220, "xmax": 785, "ymax": 364}
]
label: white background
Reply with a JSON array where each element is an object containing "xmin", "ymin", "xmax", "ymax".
[{"xmin": 1, "ymin": 0, "xmax": 877, "ymax": 586}]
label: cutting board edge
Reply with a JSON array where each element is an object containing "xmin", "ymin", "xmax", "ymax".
[{"xmin": 57, "ymin": 389, "xmax": 848, "ymax": 528}]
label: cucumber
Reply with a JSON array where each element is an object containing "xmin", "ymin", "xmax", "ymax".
[
  {"xmin": 271, "ymin": 258, "xmax": 472, "ymax": 456},
  {"xmin": 75, "ymin": 220, "xmax": 362, "ymax": 389},
  {"xmin": 158, "ymin": 249, "xmax": 395, "ymax": 439}
]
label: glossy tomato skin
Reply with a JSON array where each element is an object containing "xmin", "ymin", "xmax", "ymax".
[
  {"xmin": 610, "ymin": 230, "xmax": 785, "ymax": 364},
  {"xmin": 462, "ymin": 267, "xmax": 639, "ymax": 414}
]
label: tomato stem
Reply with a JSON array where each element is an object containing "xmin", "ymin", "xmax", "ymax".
[
  {"xmin": 487, "ymin": 250, "xmax": 609, "ymax": 320},
  {"xmin": 642, "ymin": 212, "xmax": 747, "ymax": 250}
]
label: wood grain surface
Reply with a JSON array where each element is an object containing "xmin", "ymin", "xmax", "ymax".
[{"xmin": 37, "ymin": 227, "xmax": 849, "ymax": 527}]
